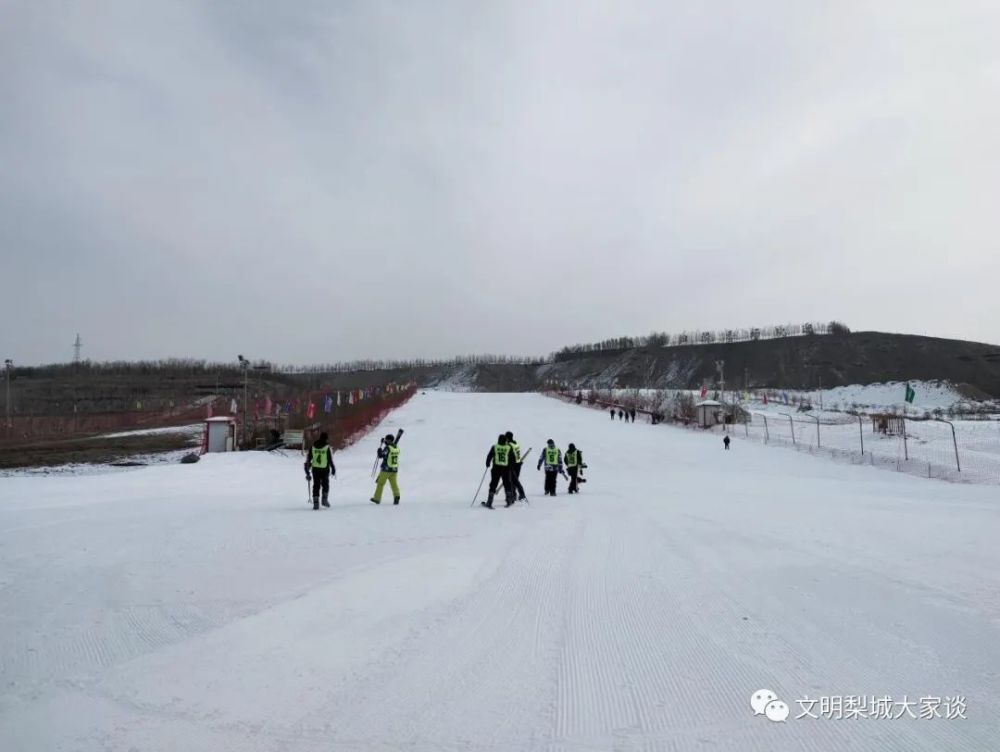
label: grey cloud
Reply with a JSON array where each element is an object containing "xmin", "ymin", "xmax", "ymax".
[{"xmin": 1, "ymin": 1, "xmax": 998, "ymax": 365}]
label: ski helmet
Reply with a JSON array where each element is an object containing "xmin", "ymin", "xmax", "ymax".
[
  {"xmin": 384, "ymin": 433, "xmax": 395, "ymax": 443},
  {"xmin": 504, "ymin": 431, "xmax": 514, "ymax": 440}
]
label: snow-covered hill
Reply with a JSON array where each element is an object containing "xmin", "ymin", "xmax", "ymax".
[
  {"xmin": 772, "ymin": 380, "xmax": 993, "ymax": 413},
  {"xmin": 2, "ymin": 392, "xmax": 998, "ymax": 750}
]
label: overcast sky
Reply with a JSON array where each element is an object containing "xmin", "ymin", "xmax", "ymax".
[{"xmin": 2, "ymin": 1, "xmax": 999, "ymax": 365}]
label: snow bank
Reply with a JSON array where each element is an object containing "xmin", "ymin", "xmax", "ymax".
[
  {"xmin": 96, "ymin": 423, "xmax": 203, "ymax": 439},
  {"xmin": 779, "ymin": 380, "xmax": 975, "ymax": 412}
]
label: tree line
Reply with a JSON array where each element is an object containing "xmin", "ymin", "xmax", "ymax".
[
  {"xmin": 14, "ymin": 321, "xmax": 851, "ymax": 376},
  {"xmin": 552, "ymin": 321, "xmax": 851, "ymax": 361},
  {"xmin": 274, "ymin": 354, "xmax": 548, "ymax": 374}
]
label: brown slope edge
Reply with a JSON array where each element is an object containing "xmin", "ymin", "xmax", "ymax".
[
  {"xmin": 301, "ymin": 332, "xmax": 1000, "ymax": 395},
  {"xmin": 533, "ymin": 331, "xmax": 1000, "ymax": 395}
]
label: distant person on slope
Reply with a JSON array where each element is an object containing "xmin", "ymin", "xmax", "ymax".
[
  {"xmin": 618, "ymin": 409, "xmax": 624, "ymax": 421},
  {"xmin": 564, "ymin": 443, "xmax": 584, "ymax": 494},
  {"xmin": 724, "ymin": 435, "xmax": 731, "ymax": 450},
  {"xmin": 630, "ymin": 408, "xmax": 637, "ymax": 423},
  {"xmin": 370, "ymin": 433, "xmax": 401, "ymax": 505},
  {"xmin": 305, "ymin": 432, "xmax": 336, "ymax": 510},
  {"xmin": 484, "ymin": 434, "xmax": 515, "ymax": 508},
  {"xmin": 505, "ymin": 431, "xmax": 527, "ymax": 501},
  {"xmin": 537, "ymin": 439, "xmax": 563, "ymax": 496},
  {"xmin": 610, "ymin": 408, "xmax": 615, "ymax": 420}
]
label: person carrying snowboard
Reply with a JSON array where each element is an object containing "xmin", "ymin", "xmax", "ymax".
[
  {"xmin": 536, "ymin": 438, "xmax": 563, "ymax": 496},
  {"xmin": 305, "ymin": 431, "xmax": 336, "ymax": 510},
  {"xmin": 505, "ymin": 430, "xmax": 527, "ymax": 501},
  {"xmin": 564, "ymin": 442, "xmax": 584, "ymax": 494},
  {"xmin": 370, "ymin": 433, "xmax": 401, "ymax": 505},
  {"xmin": 484, "ymin": 434, "xmax": 515, "ymax": 508}
]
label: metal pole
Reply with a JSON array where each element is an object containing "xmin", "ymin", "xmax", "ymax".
[
  {"xmin": 901, "ymin": 414, "xmax": 908, "ymax": 461},
  {"xmin": 858, "ymin": 415, "xmax": 864, "ymax": 456},
  {"xmin": 815, "ymin": 415, "xmax": 821, "ymax": 448},
  {"xmin": 4, "ymin": 359, "xmax": 11, "ymax": 436},
  {"xmin": 779, "ymin": 413, "xmax": 795, "ymax": 444},
  {"xmin": 238, "ymin": 355, "xmax": 249, "ymax": 449},
  {"xmin": 938, "ymin": 419, "xmax": 960, "ymax": 472},
  {"xmin": 763, "ymin": 415, "xmax": 769, "ymax": 443},
  {"xmin": 471, "ymin": 466, "xmax": 489, "ymax": 507}
]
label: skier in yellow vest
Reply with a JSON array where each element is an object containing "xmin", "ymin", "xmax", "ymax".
[
  {"xmin": 564, "ymin": 443, "xmax": 584, "ymax": 494},
  {"xmin": 370, "ymin": 433, "xmax": 401, "ymax": 505},
  {"xmin": 483, "ymin": 434, "xmax": 515, "ymax": 508},
  {"xmin": 505, "ymin": 431, "xmax": 527, "ymax": 502},
  {"xmin": 536, "ymin": 438, "xmax": 563, "ymax": 496},
  {"xmin": 304, "ymin": 431, "xmax": 336, "ymax": 510}
]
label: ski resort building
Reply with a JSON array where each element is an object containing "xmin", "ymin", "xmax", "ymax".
[
  {"xmin": 202, "ymin": 416, "xmax": 237, "ymax": 453},
  {"xmin": 694, "ymin": 400, "xmax": 723, "ymax": 428}
]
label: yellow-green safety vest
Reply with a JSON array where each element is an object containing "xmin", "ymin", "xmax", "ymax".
[
  {"xmin": 565, "ymin": 450, "xmax": 578, "ymax": 468},
  {"xmin": 494, "ymin": 444, "xmax": 511, "ymax": 466},
  {"xmin": 310, "ymin": 446, "xmax": 329, "ymax": 469},
  {"xmin": 386, "ymin": 446, "xmax": 400, "ymax": 471},
  {"xmin": 544, "ymin": 446, "xmax": 560, "ymax": 465},
  {"xmin": 509, "ymin": 441, "xmax": 522, "ymax": 463}
]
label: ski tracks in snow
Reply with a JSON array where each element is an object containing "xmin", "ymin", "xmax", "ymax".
[{"xmin": 3, "ymin": 392, "xmax": 1000, "ymax": 751}]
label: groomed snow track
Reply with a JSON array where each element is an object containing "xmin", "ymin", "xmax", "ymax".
[{"xmin": 1, "ymin": 392, "xmax": 998, "ymax": 750}]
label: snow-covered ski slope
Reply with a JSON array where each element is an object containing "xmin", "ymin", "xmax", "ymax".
[{"xmin": 2, "ymin": 391, "xmax": 999, "ymax": 751}]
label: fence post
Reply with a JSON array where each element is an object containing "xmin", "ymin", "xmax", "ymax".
[
  {"xmin": 936, "ymin": 419, "xmax": 961, "ymax": 472},
  {"xmin": 901, "ymin": 414, "xmax": 908, "ymax": 461},
  {"xmin": 744, "ymin": 417, "xmax": 749, "ymax": 438},
  {"xmin": 779, "ymin": 412, "xmax": 795, "ymax": 445},
  {"xmin": 763, "ymin": 415, "xmax": 769, "ymax": 443},
  {"xmin": 858, "ymin": 415, "xmax": 864, "ymax": 456},
  {"xmin": 814, "ymin": 415, "xmax": 821, "ymax": 448}
]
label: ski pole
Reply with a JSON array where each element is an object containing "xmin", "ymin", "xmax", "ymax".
[
  {"xmin": 471, "ymin": 466, "xmax": 489, "ymax": 507},
  {"xmin": 370, "ymin": 439, "xmax": 384, "ymax": 478}
]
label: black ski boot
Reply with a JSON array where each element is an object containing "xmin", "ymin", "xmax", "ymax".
[
  {"xmin": 321, "ymin": 498, "xmax": 330, "ymax": 508},
  {"xmin": 369, "ymin": 497, "xmax": 381, "ymax": 505},
  {"xmin": 393, "ymin": 497, "xmax": 400, "ymax": 505},
  {"xmin": 313, "ymin": 500, "xmax": 320, "ymax": 510}
]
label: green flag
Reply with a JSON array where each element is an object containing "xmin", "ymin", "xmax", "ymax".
[{"xmin": 904, "ymin": 383, "xmax": 916, "ymax": 404}]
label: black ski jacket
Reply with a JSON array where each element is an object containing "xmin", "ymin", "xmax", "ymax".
[{"xmin": 305, "ymin": 441, "xmax": 336, "ymax": 475}]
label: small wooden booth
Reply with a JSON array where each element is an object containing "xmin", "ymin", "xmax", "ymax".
[{"xmin": 203, "ymin": 416, "xmax": 237, "ymax": 453}]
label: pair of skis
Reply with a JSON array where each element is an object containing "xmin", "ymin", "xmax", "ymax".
[
  {"xmin": 473, "ymin": 447, "xmax": 532, "ymax": 508},
  {"xmin": 370, "ymin": 428, "xmax": 405, "ymax": 479}
]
